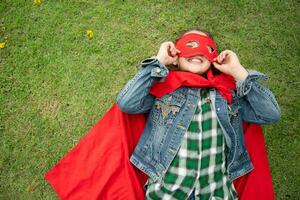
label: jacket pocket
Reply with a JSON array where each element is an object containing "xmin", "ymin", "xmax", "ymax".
[{"xmin": 152, "ymin": 93, "xmax": 185, "ymax": 125}]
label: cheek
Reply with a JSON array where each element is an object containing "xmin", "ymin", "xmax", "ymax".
[
  {"xmin": 197, "ymin": 62, "xmax": 212, "ymax": 74},
  {"xmin": 202, "ymin": 60, "xmax": 211, "ymax": 68},
  {"xmin": 178, "ymin": 59, "xmax": 190, "ymax": 69}
]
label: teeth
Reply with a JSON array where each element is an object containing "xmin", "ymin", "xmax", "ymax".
[{"xmin": 190, "ymin": 58, "xmax": 201, "ymax": 62}]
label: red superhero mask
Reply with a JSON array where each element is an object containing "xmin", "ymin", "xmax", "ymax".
[{"xmin": 175, "ymin": 33, "xmax": 218, "ymax": 62}]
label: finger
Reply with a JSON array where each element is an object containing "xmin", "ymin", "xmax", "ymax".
[
  {"xmin": 224, "ymin": 51, "xmax": 233, "ymax": 63},
  {"xmin": 166, "ymin": 42, "xmax": 173, "ymax": 50},
  {"xmin": 217, "ymin": 55, "xmax": 222, "ymax": 64},
  {"xmin": 166, "ymin": 45, "xmax": 171, "ymax": 56},
  {"xmin": 222, "ymin": 50, "xmax": 232, "ymax": 59},
  {"xmin": 213, "ymin": 62, "xmax": 222, "ymax": 70},
  {"xmin": 171, "ymin": 47, "xmax": 180, "ymax": 56},
  {"xmin": 166, "ymin": 41, "xmax": 180, "ymax": 56},
  {"xmin": 168, "ymin": 43, "xmax": 175, "ymax": 56},
  {"xmin": 167, "ymin": 45, "xmax": 175, "ymax": 56},
  {"xmin": 223, "ymin": 49, "xmax": 233, "ymax": 55},
  {"xmin": 162, "ymin": 42, "xmax": 170, "ymax": 50},
  {"xmin": 171, "ymin": 47, "xmax": 176, "ymax": 56},
  {"xmin": 220, "ymin": 49, "xmax": 231, "ymax": 55},
  {"xmin": 222, "ymin": 51, "xmax": 226, "ymax": 59},
  {"xmin": 221, "ymin": 54, "xmax": 226, "ymax": 63},
  {"xmin": 218, "ymin": 51, "xmax": 228, "ymax": 63},
  {"xmin": 169, "ymin": 48, "xmax": 175, "ymax": 56},
  {"xmin": 171, "ymin": 45, "xmax": 179, "ymax": 55}
]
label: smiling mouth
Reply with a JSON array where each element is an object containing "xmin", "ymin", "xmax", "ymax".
[{"xmin": 187, "ymin": 56, "xmax": 203, "ymax": 63}]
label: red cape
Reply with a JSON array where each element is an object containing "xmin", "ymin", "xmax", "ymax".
[{"xmin": 44, "ymin": 103, "xmax": 274, "ymax": 200}]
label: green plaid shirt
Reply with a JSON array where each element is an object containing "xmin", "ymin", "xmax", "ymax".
[{"xmin": 145, "ymin": 89, "xmax": 238, "ymax": 200}]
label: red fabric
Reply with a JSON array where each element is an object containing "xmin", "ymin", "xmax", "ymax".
[
  {"xmin": 175, "ymin": 33, "xmax": 218, "ymax": 62},
  {"xmin": 45, "ymin": 104, "xmax": 148, "ymax": 200},
  {"xmin": 149, "ymin": 70, "xmax": 236, "ymax": 104},
  {"xmin": 44, "ymin": 103, "xmax": 274, "ymax": 200},
  {"xmin": 233, "ymin": 123, "xmax": 275, "ymax": 200}
]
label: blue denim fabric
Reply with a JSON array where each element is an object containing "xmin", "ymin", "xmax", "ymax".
[
  {"xmin": 188, "ymin": 189, "xmax": 196, "ymax": 200},
  {"xmin": 117, "ymin": 57, "xmax": 281, "ymax": 182}
]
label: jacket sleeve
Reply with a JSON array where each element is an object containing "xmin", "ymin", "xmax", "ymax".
[
  {"xmin": 237, "ymin": 70, "xmax": 281, "ymax": 124},
  {"xmin": 116, "ymin": 56, "xmax": 169, "ymax": 114}
]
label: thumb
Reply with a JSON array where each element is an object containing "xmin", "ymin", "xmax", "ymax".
[{"xmin": 213, "ymin": 62, "xmax": 222, "ymax": 70}]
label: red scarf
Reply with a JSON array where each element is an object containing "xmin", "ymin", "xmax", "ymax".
[{"xmin": 149, "ymin": 68, "xmax": 236, "ymax": 104}]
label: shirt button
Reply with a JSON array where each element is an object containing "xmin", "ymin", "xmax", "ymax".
[
  {"xmin": 155, "ymin": 68, "xmax": 161, "ymax": 73},
  {"xmin": 217, "ymin": 107, "xmax": 220, "ymax": 111}
]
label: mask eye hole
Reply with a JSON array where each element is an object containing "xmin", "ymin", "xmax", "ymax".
[
  {"xmin": 186, "ymin": 41, "xmax": 199, "ymax": 48},
  {"xmin": 207, "ymin": 45, "xmax": 214, "ymax": 53}
]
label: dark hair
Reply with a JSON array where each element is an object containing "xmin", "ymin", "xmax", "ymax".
[
  {"xmin": 174, "ymin": 27, "xmax": 214, "ymax": 42},
  {"xmin": 169, "ymin": 27, "xmax": 222, "ymax": 76}
]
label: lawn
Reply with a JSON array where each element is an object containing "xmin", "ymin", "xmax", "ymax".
[{"xmin": 0, "ymin": 0, "xmax": 299, "ymax": 199}]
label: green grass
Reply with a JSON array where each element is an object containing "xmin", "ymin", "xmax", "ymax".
[{"xmin": 0, "ymin": 0, "xmax": 299, "ymax": 199}]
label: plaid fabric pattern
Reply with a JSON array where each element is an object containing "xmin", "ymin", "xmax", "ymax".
[{"xmin": 145, "ymin": 89, "xmax": 238, "ymax": 200}]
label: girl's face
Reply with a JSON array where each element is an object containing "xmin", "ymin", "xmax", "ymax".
[{"xmin": 177, "ymin": 31, "xmax": 212, "ymax": 75}]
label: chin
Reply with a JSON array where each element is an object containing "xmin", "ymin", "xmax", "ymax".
[
  {"xmin": 190, "ymin": 67, "xmax": 210, "ymax": 75},
  {"xmin": 195, "ymin": 71, "xmax": 207, "ymax": 75}
]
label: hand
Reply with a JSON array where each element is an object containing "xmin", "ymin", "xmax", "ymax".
[
  {"xmin": 156, "ymin": 41, "xmax": 181, "ymax": 66},
  {"xmin": 213, "ymin": 50, "xmax": 248, "ymax": 81}
]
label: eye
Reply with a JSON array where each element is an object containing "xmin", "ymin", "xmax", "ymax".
[
  {"xmin": 186, "ymin": 41, "xmax": 199, "ymax": 48},
  {"xmin": 207, "ymin": 45, "xmax": 214, "ymax": 53}
]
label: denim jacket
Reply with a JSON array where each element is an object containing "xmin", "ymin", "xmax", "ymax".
[{"xmin": 116, "ymin": 57, "xmax": 281, "ymax": 183}]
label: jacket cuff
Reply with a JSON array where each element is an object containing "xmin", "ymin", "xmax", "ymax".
[
  {"xmin": 140, "ymin": 56, "xmax": 169, "ymax": 78},
  {"xmin": 236, "ymin": 70, "xmax": 269, "ymax": 97}
]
